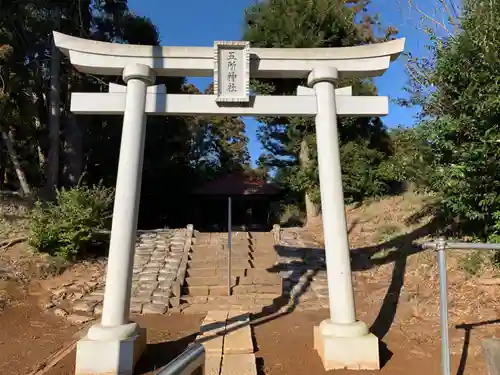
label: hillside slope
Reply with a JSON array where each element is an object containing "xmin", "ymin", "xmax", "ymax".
[{"xmin": 305, "ymin": 192, "xmax": 500, "ymax": 361}]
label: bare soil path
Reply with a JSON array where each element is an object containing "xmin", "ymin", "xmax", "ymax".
[
  {"xmin": 252, "ymin": 308, "xmax": 487, "ymax": 375},
  {"xmin": 43, "ymin": 313, "xmax": 205, "ymax": 375},
  {"xmin": 0, "ymin": 288, "xmax": 80, "ymax": 375}
]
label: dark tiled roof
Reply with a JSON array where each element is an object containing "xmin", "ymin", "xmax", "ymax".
[{"xmin": 193, "ymin": 172, "xmax": 281, "ymax": 196}]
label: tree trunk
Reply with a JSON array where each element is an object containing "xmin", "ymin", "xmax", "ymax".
[
  {"xmin": 30, "ymin": 89, "xmax": 46, "ymax": 172},
  {"xmin": 34, "ymin": 115, "xmax": 45, "ymax": 170},
  {"xmin": 63, "ymin": 112, "xmax": 83, "ymax": 185},
  {"xmin": 305, "ymin": 191, "xmax": 319, "ymax": 219},
  {"xmin": 299, "ymin": 138, "xmax": 319, "ymax": 222},
  {"xmin": 45, "ymin": 5, "xmax": 61, "ymax": 197},
  {"xmin": 0, "ymin": 135, "xmax": 3, "ymax": 190},
  {"xmin": 1, "ymin": 129, "xmax": 31, "ymax": 195}
]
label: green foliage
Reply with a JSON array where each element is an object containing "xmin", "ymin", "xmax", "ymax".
[
  {"xmin": 29, "ymin": 185, "xmax": 114, "ymax": 259},
  {"xmin": 458, "ymin": 251, "xmax": 485, "ymax": 276},
  {"xmin": 0, "ymin": 1, "xmax": 252, "ymax": 230},
  {"xmin": 405, "ymin": 0, "xmax": 500, "ymax": 239},
  {"xmin": 340, "ymin": 141, "xmax": 389, "ymax": 202},
  {"xmin": 279, "ymin": 204, "xmax": 304, "ymax": 227},
  {"xmin": 377, "ymin": 126, "xmax": 434, "ymax": 191},
  {"xmin": 457, "ymin": 248, "xmax": 500, "ymax": 277},
  {"xmin": 244, "ymin": 0, "xmax": 399, "ymax": 210}
]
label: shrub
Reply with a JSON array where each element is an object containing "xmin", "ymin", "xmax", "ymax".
[
  {"xmin": 29, "ymin": 184, "xmax": 114, "ymax": 260},
  {"xmin": 340, "ymin": 141, "xmax": 389, "ymax": 202},
  {"xmin": 404, "ymin": 1, "xmax": 500, "ymax": 239},
  {"xmin": 279, "ymin": 203, "xmax": 304, "ymax": 227}
]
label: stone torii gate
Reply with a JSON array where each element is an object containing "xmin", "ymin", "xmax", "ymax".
[{"xmin": 53, "ymin": 32, "xmax": 404, "ymax": 375}]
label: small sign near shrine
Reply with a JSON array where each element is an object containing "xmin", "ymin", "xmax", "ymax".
[{"xmin": 213, "ymin": 41, "xmax": 250, "ymax": 103}]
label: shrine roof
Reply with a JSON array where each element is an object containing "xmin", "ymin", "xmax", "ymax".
[{"xmin": 193, "ymin": 172, "xmax": 281, "ymax": 196}]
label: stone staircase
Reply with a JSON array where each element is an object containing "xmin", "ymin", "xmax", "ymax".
[
  {"xmin": 48, "ymin": 228, "xmax": 191, "ymax": 321},
  {"xmin": 180, "ymin": 231, "xmax": 286, "ymax": 314},
  {"xmin": 276, "ymin": 228, "xmax": 329, "ymax": 310}
]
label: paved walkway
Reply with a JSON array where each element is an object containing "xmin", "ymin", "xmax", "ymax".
[{"xmin": 197, "ymin": 310, "xmax": 257, "ymax": 375}]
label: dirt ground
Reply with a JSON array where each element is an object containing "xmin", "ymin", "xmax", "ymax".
[
  {"xmin": 29, "ymin": 308, "xmax": 489, "ymax": 375},
  {"xmin": 44, "ymin": 313, "xmax": 205, "ymax": 375},
  {"xmin": 0, "ymin": 286, "xmax": 81, "ymax": 375},
  {"xmin": 253, "ymin": 308, "xmax": 487, "ymax": 375},
  {"xmin": 1, "ymin": 191, "xmax": 500, "ymax": 374}
]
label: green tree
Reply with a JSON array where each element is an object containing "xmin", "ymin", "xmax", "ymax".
[
  {"xmin": 406, "ymin": 0, "xmax": 500, "ymax": 239},
  {"xmin": 182, "ymin": 83, "xmax": 250, "ymax": 181},
  {"xmin": 243, "ymin": 0, "xmax": 396, "ymax": 221},
  {"xmin": 0, "ymin": 1, "xmax": 223, "ymax": 229}
]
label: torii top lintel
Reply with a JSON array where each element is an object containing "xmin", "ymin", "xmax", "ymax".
[{"xmin": 53, "ymin": 32, "xmax": 405, "ymax": 79}]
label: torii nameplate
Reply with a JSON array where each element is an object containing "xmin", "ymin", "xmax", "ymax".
[{"xmin": 213, "ymin": 41, "xmax": 250, "ymax": 103}]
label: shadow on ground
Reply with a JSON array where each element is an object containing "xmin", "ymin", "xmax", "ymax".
[
  {"xmin": 134, "ymin": 333, "xmax": 198, "ymax": 374},
  {"xmin": 351, "ymin": 219, "xmax": 440, "ymax": 340},
  {"xmin": 247, "ymin": 217, "xmax": 442, "ymax": 369},
  {"xmin": 137, "ymin": 218, "xmax": 441, "ymax": 372},
  {"xmin": 455, "ymin": 319, "xmax": 500, "ymax": 375}
]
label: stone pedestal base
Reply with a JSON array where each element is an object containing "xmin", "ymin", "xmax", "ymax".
[
  {"xmin": 314, "ymin": 321, "xmax": 379, "ymax": 370},
  {"xmin": 75, "ymin": 323, "xmax": 147, "ymax": 375}
]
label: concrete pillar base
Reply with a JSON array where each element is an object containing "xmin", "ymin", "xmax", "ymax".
[
  {"xmin": 314, "ymin": 320, "xmax": 379, "ymax": 370},
  {"xmin": 75, "ymin": 322, "xmax": 147, "ymax": 375}
]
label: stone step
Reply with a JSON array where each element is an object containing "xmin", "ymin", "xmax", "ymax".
[
  {"xmin": 182, "ymin": 285, "xmax": 232, "ymax": 296},
  {"xmin": 181, "ymin": 293, "xmax": 283, "ymax": 304},
  {"xmin": 185, "ymin": 268, "xmax": 246, "ymax": 278},
  {"xmin": 182, "ymin": 274, "xmax": 282, "ymax": 288},
  {"xmin": 249, "ymin": 257, "xmax": 278, "ymax": 266},
  {"xmin": 188, "ymin": 259, "xmax": 252, "ymax": 269},
  {"xmin": 182, "ymin": 303, "xmax": 260, "ymax": 315},
  {"xmin": 245, "ymin": 268, "xmax": 279, "ymax": 278},
  {"xmin": 183, "ymin": 276, "xmax": 238, "ymax": 287},
  {"xmin": 189, "ymin": 252, "xmax": 250, "ymax": 261},
  {"xmin": 232, "ymin": 284, "xmax": 282, "ymax": 295},
  {"xmin": 253, "ymin": 250, "xmax": 278, "ymax": 256},
  {"xmin": 221, "ymin": 354, "xmax": 257, "ymax": 375},
  {"xmin": 182, "ymin": 285, "xmax": 210, "ymax": 296},
  {"xmin": 191, "ymin": 245, "xmax": 272, "ymax": 253},
  {"xmin": 185, "ymin": 266, "xmax": 282, "ymax": 277},
  {"xmin": 238, "ymin": 274, "xmax": 282, "ymax": 286},
  {"xmin": 224, "ymin": 312, "xmax": 253, "ymax": 355},
  {"xmin": 182, "ymin": 282, "xmax": 282, "ymax": 297},
  {"xmin": 180, "ymin": 299, "xmax": 288, "ymax": 315}
]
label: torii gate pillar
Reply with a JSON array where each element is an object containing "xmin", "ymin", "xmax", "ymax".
[
  {"xmin": 75, "ymin": 63, "xmax": 155, "ymax": 375},
  {"xmin": 309, "ymin": 66, "xmax": 379, "ymax": 370}
]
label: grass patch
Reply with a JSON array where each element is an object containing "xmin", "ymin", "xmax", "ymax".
[
  {"xmin": 459, "ymin": 251, "xmax": 485, "ymax": 276},
  {"xmin": 375, "ymin": 224, "xmax": 401, "ymax": 243},
  {"xmin": 370, "ymin": 246, "xmax": 398, "ymax": 260}
]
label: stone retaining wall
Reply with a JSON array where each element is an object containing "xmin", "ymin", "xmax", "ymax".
[
  {"xmin": 277, "ymin": 228, "xmax": 329, "ymax": 310},
  {"xmin": 47, "ymin": 226, "xmax": 194, "ymax": 322}
]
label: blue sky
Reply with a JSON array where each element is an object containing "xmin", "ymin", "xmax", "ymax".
[{"xmin": 128, "ymin": 0, "xmax": 432, "ymax": 166}]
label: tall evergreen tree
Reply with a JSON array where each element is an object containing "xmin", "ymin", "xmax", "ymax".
[
  {"xmin": 243, "ymin": 0, "xmax": 396, "ymax": 221},
  {"xmin": 0, "ymin": 1, "xmax": 253, "ymax": 227}
]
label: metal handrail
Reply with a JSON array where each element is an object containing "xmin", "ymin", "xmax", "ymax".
[
  {"xmin": 422, "ymin": 240, "xmax": 500, "ymax": 251},
  {"xmin": 422, "ymin": 238, "xmax": 500, "ymax": 375},
  {"xmin": 155, "ymin": 343, "xmax": 205, "ymax": 375}
]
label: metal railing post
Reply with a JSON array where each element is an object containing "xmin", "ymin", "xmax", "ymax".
[
  {"xmin": 422, "ymin": 238, "xmax": 500, "ymax": 375},
  {"xmin": 436, "ymin": 237, "xmax": 451, "ymax": 375},
  {"xmin": 156, "ymin": 343, "xmax": 205, "ymax": 375}
]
